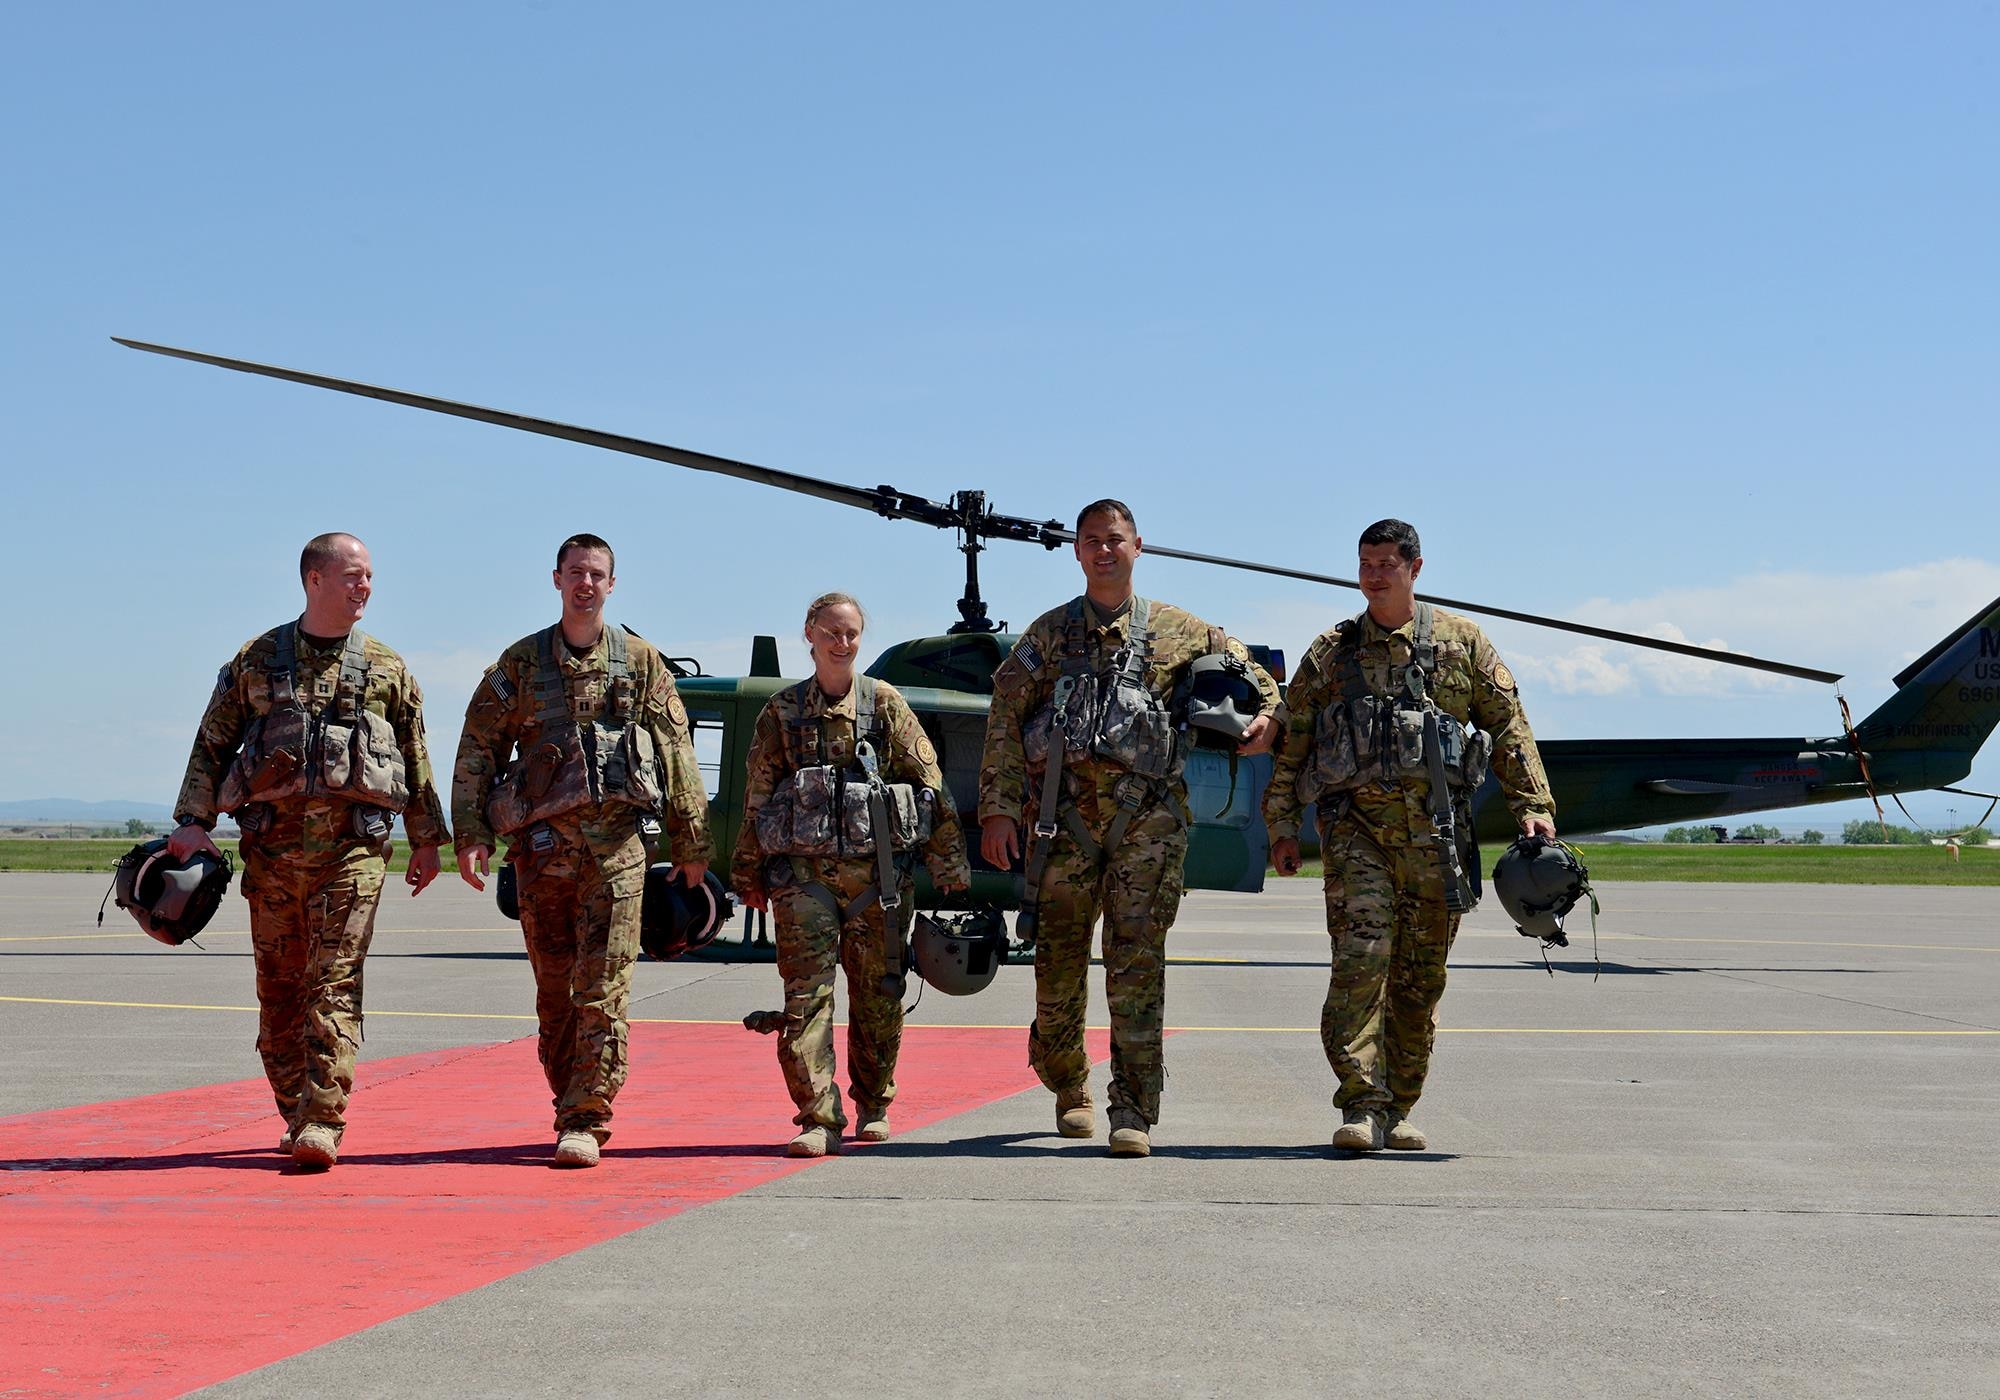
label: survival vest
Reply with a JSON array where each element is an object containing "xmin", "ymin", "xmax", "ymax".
[
  {"xmin": 483, "ymin": 625, "xmax": 664, "ymax": 837},
  {"xmin": 1296, "ymin": 603, "xmax": 1492, "ymax": 806},
  {"xmin": 752, "ymin": 677, "xmax": 935, "ymax": 860},
  {"xmin": 1021, "ymin": 596, "xmax": 1183, "ymax": 786},
  {"xmin": 216, "ymin": 624, "xmax": 410, "ymax": 817},
  {"xmin": 1297, "ymin": 604, "xmax": 1491, "ymax": 912}
]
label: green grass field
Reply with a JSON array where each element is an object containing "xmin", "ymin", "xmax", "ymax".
[
  {"xmin": 0, "ymin": 839, "xmax": 459, "ymax": 875},
  {"xmin": 1283, "ymin": 842, "xmax": 2000, "ymax": 886}
]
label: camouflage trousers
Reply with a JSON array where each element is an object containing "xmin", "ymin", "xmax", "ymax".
[
  {"xmin": 770, "ymin": 858, "xmax": 913, "ymax": 1130},
  {"xmin": 243, "ymin": 845, "xmax": 386, "ymax": 1140},
  {"xmin": 515, "ymin": 830, "xmax": 646, "ymax": 1142},
  {"xmin": 1027, "ymin": 801, "xmax": 1187, "ymax": 1123},
  {"xmin": 1319, "ymin": 817, "xmax": 1461, "ymax": 1118}
]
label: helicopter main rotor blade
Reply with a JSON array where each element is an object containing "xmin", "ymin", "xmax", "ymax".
[
  {"xmin": 1122, "ymin": 541, "xmax": 1844, "ymax": 684},
  {"xmin": 116, "ymin": 336, "xmax": 1842, "ymax": 683},
  {"xmin": 111, "ymin": 337, "xmax": 962, "ymax": 528}
]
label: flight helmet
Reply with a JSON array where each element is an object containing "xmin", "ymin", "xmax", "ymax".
[
  {"xmin": 107, "ymin": 839, "xmax": 233, "ymax": 946},
  {"xmin": 1491, "ymin": 835, "xmax": 1593, "ymax": 947},
  {"xmin": 1181, "ymin": 652, "xmax": 1261, "ymax": 750},
  {"xmin": 908, "ymin": 911, "xmax": 1008, "ymax": 995},
  {"xmin": 641, "ymin": 865, "xmax": 734, "ymax": 961}
]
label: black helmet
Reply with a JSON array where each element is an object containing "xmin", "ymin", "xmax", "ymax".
[
  {"xmin": 908, "ymin": 910, "xmax": 1008, "ymax": 995},
  {"xmin": 641, "ymin": 865, "xmax": 734, "ymax": 961},
  {"xmin": 1491, "ymin": 836, "xmax": 1594, "ymax": 947},
  {"xmin": 1181, "ymin": 652, "xmax": 1261, "ymax": 750},
  {"xmin": 107, "ymin": 839, "xmax": 233, "ymax": 946}
]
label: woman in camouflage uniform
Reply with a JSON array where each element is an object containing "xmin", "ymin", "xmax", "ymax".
[{"xmin": 733, "ymin": 594, "xmax": 971, "ymax": 1157}]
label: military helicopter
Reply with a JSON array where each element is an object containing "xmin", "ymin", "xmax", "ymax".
[{"xmin": 117, "ymin": 339, "xmax": 2000, "ymax": 959}]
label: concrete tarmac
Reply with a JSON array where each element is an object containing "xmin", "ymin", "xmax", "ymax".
[{"xmin": 3, "ymin": 872, "xmax": 1996, "ymax": 1398}]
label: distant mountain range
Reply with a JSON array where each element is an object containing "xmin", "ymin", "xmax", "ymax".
[{"xmin": 0, "ymin": 799, "xmax": 178, "ymax": 823}]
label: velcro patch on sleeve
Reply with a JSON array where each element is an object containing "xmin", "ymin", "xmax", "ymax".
[
  {"xmin": 1015, "ymin": 638, "xmax": 1044, "ymax": 675},
  {"xmin": 487, "ymin": 669, "xmax": 515, "ymax": 703}
]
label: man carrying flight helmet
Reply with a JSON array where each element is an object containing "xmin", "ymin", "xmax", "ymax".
[
  {"xmin": 979, "ymin": 499, "xmax": 1281, "ymax": 1158},
  {"xmin": 168, "ymin": 531, "xmax": 451, "ymax": 1170},
  {"xmin": 1265, "ymin": 518, "xmax": 1555, "ymax": 1154}
]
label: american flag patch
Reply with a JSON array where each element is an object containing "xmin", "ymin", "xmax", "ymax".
[{"xmin": 1016, "ymin": 639, "xmax": 1044, "ymax": 675}]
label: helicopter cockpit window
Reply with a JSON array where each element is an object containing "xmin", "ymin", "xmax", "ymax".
[{"xmin": 687, "ymin": 707, "xmax": 727, "ymax": 801}]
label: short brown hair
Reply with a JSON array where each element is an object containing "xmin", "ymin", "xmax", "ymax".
[
  {"xmin": 1075, "ymin": 499, "xmax": 1136, "ymax": 533},
  {"xmin": 299, "ymin": 532, "xmax": 362, "ymax": 584},
  {"xmin": 556, "ymin": 533, "xmax": 615, "ymax": 575},
  {"xmin": 1358, "ymin": 519, "xmax": 1421, "ymax": 563}
]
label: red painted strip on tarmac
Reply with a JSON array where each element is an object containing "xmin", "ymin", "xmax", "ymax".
[{"xmin": 0, "ymin": 1023, "xmax": 1109, "ymax": 1398}]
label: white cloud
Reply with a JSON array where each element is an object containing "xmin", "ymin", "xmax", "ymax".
[{"xmin": 1491, "ymin": 558, "xmax": 2000, "ymax": 699}]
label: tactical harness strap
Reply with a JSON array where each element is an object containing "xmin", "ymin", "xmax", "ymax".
[
  {"xmin": 782, "ymin": 678, "xmax": 914, "ymax": 985},
  {"xmin": 1019, "ymin": 597, "xmax": 1159, "ymax": 941},
  {"xmin": 270, "ymin": 623, "xmax": 372, "ymax": 722},
  {"xmin": 532, "ymin": 624, "xmax": 634, "ymax": 731},
  {"xmin": 1330, "ymin": 603, "xmax": 1479, "ymax": 913}
]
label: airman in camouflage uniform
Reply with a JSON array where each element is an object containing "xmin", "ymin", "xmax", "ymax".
[
  {"xmin": 169, "ymin": 533, "xmax": 450, "ymax": 1170},
  {"xmin": 734, "ymin": 593, "xmax": 970, "ymax": 1156},
  {"xmin": 1266, "ymin": 519, "xmax": 1554, "ymax": 1153},
  {"xmin": 980, "ymin": 501, "xmax": 1280, "ymax": 1156},
  {"xmin": 452, "ymin": 534, "xmax": 711, "ymax": 1167}
]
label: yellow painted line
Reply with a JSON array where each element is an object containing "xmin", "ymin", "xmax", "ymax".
[
  {"xmin": 2, "ymin": 996, "xmax": 1992, "ymax": 1036},
  {"xmin": 1460, "ymin": 930, "xmax": 1998, "ymax": 955}
]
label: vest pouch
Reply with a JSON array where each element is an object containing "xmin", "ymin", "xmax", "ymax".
[
  {"xmin": 891, "ymin": 784, "xmax": 935, "ymax": 851},
  {"xmin": 233, "ymin": 709, "xmax": 312, "ymax": 808},
  {"xmin": 347, "ymin": 710, "xmax": 411, "ymax": 811},
  {"xmin": 319, "ymin": 719, "xmax": 357, "ymax": 794},
  {"xmin": 1298, "ymin": 701, "xmax": 1361, "ymax": 802},
  {"xmin": 770, "ymin": 766, "xmax": 839, "ymax": 856},
  {"xmin": 1390, "ymin": 703, "xmax": 1427, "ymax": 777},
  {"xmin": 753, "ymin": 780, "xmax": 793, "ymax": 854},
  {"xmin": 838, "ymin": 782, "xmax": 878, "ymax": 854},
  {"xmin": 1096, "ymin": 682, "xmax": 1178, "ymax": 780},
  {"xmin": 1459, "ymin": 727, "xmax": 1492, "ymax": 790},
  {"xmin": 486, "ymin": 729, "xmax": 591, "ymax": 837},
  {"xmin": 1347, "ymin": 696, "xmax": 1384, "ymax": 775},
  {"xmin": 1022, "ymin": 708, "xmax": 1052, "ymax": 769},
  {"xmin": 600, "ymin": 721, "xmax": 663, "ymax": 809}
]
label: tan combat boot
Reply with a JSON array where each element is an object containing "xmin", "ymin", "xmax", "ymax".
[
  {"xmin": 1384, "ymin": 1115, "xmax": 1428, "ymax": 1151},
  {"xmin": 787, "ymin": 1124, "xmax": 842, "ymax": 1158},
  {"xmin": 553, "ymin": 1130, "xmax": 601, "ymax": 1168},
  {"xmin": 1056, "ymin": 1087, "xmax": 1096, "ymax": 1139},
  {"xmin": 855, "ymin": 1107, "xmax": 891, "ymax": 1142},
  {"xmin": 1331, "ymin": 1108, "xmax": 1383, "ymax": 1153},
  {"xmin": 1107, "ymin": 1108, "xmax": 1151, "ymax": 1158},
  {"xmin": 277, "ymin": 1126, "xmax": 295, "ymax": 1154},
  {"xmin": 291, "ymin": 1123, "xmax": 339, "ymax": 1169}
]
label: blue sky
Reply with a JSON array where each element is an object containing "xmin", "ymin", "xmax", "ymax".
[{"xmin": 2, "ymin": 3, "xmax": 1995, "ymax": 831}]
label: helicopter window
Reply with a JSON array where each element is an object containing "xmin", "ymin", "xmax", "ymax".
[
  {"xmin": 687, "ymin": 707, "xmax": 727, "ymax": 800},
  {"xmin": 920, "ymin": 713, "xmax": 986, "ymax": 816}
]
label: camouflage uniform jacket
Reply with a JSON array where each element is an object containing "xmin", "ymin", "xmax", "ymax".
[
  {"xmin": 732, "ymin": 677, "xmax": 969, "ymax": 897},
  {"xmin": 452, "ymin": 625, "xmax": 712, "ymax": 868},
  {"xmin": 176, "ymin": 625, "xmax": 450, "ymax": 860},
  {"xmin": 1264, "ymin": 607, "xmax": 1554, "ymax": 843},
  {"xmin": 979, "ymin": 595, "xmax": 1282, "ymax": 832}
]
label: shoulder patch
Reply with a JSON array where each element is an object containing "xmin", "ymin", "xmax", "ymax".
[
  {"xmin": 914, "ymin": 734, "xmax": 938, "ymax": 766},
  {"xmin": 1492, "ymin": 661, "xmax": 1516, "ymax": 692},
  {"xmin": 1014, "ymin": 638, "xmax": 1044, "ymax": 676},
  {"xmin": 666, "ymin": 689, "xmax": 689, "ymax": 728},
  {"xmin": 486, "ymin": 668, "xmax": 515, "ymax": 703}
]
